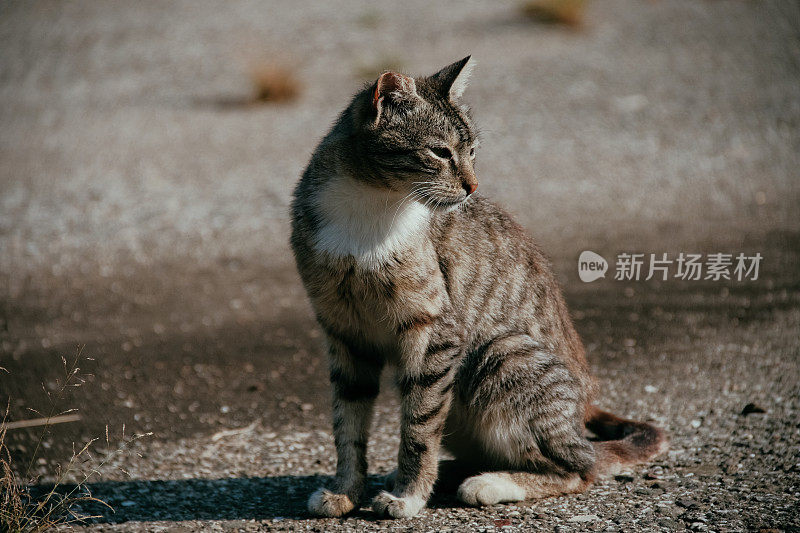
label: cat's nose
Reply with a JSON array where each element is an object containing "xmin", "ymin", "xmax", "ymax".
[{"xmin": 463, "ymin": 181, "xmax": 478, "ymax": 196}]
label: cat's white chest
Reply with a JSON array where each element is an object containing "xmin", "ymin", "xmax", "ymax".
[{"xmin": 312, "ymin": 176, "xmax": 429, "ymax": 269}]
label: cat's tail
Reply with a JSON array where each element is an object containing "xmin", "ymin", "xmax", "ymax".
[{"xmin": 585, "ymin": 405, "xmax": 668, "ymax": 476}]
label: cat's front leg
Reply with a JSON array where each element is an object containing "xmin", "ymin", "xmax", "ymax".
[
  {"xmin": 372, "ymin": 338, "xmax": 460, "ymax": 518},
  {"xmin": 308, "ymin": 336, "xmax": 384, "ymax": 517}
]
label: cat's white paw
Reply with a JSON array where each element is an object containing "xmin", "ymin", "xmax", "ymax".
[
  {"xmin": 307, "ymin": 488, "xmax": 356, "ymax": 517},
  {"xmin": 457, "ymin": 473, "xmax": 526, "ymax": 506},
  {"xmin": 372, "ymin": 490, "xmax": 426, "ymax": 518}
]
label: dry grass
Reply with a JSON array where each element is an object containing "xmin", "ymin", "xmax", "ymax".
[
  {"xmin": 1, "ymin": 418, "xmax": 107, "ymax": 532},
  {"xmin": 0, "ymin": 353, "xmax": 150, "ymax": 532},
  {"xmin": 520, "ymin": 0, "xmax": 588, "ymax": 27},
  {"xmin": 250, "ymin": 64, "xmax": 302, "ymax": 104},
  {"xmin": 355, "ymin": 10, "xmax": 381, "ymax": 30}
]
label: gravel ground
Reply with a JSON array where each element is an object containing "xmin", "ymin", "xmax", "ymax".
[{"xmin": 1, "ymin": 0, "xmax": 799, "ymax": 531}]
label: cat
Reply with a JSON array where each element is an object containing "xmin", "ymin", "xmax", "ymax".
[{"xmin": 290, "ymin": 57, "xmax": 667, "ymax": 519}]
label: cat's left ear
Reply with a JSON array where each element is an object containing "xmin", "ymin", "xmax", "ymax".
[
  {"xmin": 372, "ymin": 71, "xmax": 418, "ymax": 125},
  {"xmin": 430, "ymin": 56, "xmax": 473, "ymax": 100}
]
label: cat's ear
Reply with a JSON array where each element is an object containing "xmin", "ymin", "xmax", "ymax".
[
  {"xmin": 372, "ymin": 71, "xmax": 417, "ymax": 124},
  {"xmin": 430, "ymin": 56, "xmax": 473, "ymax": 100}
]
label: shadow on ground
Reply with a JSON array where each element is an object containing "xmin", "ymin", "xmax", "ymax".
[
  {"xmin": 55, "ymin": 475, "xmax": 464, "ymax": 523},
  {"xmin": 77, "ymin": 475, "xmax": 329, "ymax": 522}
]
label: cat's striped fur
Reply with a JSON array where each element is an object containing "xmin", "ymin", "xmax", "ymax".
[{"xmin": 291, "ymin": 57, "xmax": 667, "ymax": 519}]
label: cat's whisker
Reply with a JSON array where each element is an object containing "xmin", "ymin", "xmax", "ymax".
[
  {"xmin": 421, "ymin": 192, "xmax": 438, "ymax": 211},
  {"xmin": 390, "ymin": 190, "xmax": 417, "ymax": 212},
  {"xmin": 388, "ymin": 190, "xmax": 420, "ymax": 229},
  {"xmin": 459, "ymin": 195, "xmax": 472, "ymax": 213}
]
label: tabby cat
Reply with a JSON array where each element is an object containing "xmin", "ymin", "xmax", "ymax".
[{"xmin": 290, "ymin": 57, "xmax": 667, "ymax": 519}]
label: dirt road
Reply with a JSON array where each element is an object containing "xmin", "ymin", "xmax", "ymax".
[{"xmin": 1, "ymin": 0, "xmax": 798, "ymax": 530}]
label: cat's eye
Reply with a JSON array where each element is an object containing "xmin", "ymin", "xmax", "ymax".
[
  {"xmin": 429, "ymin": 146, "xmax": 453, "ymax": 160},
  {"xmin": 469, "ymin": 147, "xmax": 476, "ymax": 159}
]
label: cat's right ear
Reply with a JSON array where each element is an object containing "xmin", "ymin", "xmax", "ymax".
[
  {"xmin": 371, "ymin": 71, "xmax": 417, "ymax": 126},
  {"xmin": 429, "ymin": 56, "xmax": 473, "ymax": 100}
]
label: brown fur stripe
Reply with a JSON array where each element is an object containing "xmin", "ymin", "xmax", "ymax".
[
  {"xmin": 407, "ymin": 402, "xmax": 446, "ymax": 426},
  {"xmin": 399, "ymin": 366, "xmax": 452, "ymax": 396},
  {"xmin": 397, "ymin": 312, "xmax": 438, "ymax": 333}
]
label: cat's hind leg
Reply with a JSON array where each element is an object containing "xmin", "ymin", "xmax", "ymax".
[
  {"xmin": 448, "ymin": 333, "xmax": 596, "ymax": 506},
  {"xmin": 457, "ymin": 470, "xmax": 588, "ymax": 506}
]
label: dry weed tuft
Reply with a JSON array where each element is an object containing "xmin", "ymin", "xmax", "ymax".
[
  {"xmin": 0, "ymin": 350, "xmax": 150, "ymax": 532},
  {"xmin": 250, "ymin": 64, "xmax": 302, "ymax": 104},
  {"xmin": 520, "ymin": 0, "xmax": 588, "ymax": 27}
]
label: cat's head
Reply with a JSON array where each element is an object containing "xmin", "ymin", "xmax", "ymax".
[{"xmin": 349, "ymin": 57, "xmax": 479, "ymax": 211}]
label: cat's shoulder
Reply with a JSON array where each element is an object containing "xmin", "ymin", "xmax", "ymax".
[
  {"xmin": 432, "ymin": 195, "xmax": 547, "ymax": 262},
  {"xmin": 437, "ymin": 195, "xmax": 527, "ymax": 234}
]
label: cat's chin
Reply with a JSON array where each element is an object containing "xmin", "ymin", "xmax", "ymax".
[{"xmin": 424, "ymin": 197, "xmax": 467, "ymax": 213}]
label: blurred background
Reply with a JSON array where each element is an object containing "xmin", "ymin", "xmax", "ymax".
[{"xmin": 1, "ymin": 0, "xmax": 798, "ymax": 529}]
